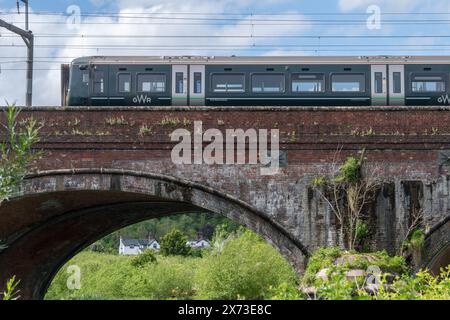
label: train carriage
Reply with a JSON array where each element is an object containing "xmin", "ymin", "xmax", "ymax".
[{"xmin": 65, "ymin": 56, "xmax": 450, "ymax": 106}]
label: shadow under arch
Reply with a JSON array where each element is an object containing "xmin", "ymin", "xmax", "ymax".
[
  {"xmin": 422, "ymin": 215, "xmax": 450, "ymax": 275},
  {"xmin": 0, "ymin": 169, "xmax": 309, "ymax": 300}
]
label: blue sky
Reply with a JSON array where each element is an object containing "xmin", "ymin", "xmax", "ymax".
[{"xmin": 1, "ymin": 0, "xmax": 450, "ymax": 105}]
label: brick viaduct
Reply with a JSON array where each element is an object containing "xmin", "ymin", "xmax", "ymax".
[{"xmin": 0, "ymin": 106, "xmax": 449, "ymax": 299}]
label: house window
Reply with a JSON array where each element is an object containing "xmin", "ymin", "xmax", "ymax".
[
  {"xmin": 331, "ymin": 74, "xmax": 366, "ymax": 92},
  {"xmin": 411, "ymin": 74, "xmax": 446, "ymax": 93},
  {"xmin": 251, "ymin": 73, "xmax": 285, "ymax": 93},
  {"xmin": 212, "ymin": 73, "xmax": 245, "ymax": 93},
  {"xmin": 292, "ymin": 73, "xmax": 324, "ymax": 93},
  {"xmin": 137, "ymin": 73, "xmax": 166, "ymax": 93},
  {"xmin": 118, "ymin": 73, "xmax": 131, "ymax": 93},
  {"xmin": 93, "ymin": 71, "xmax": 105, "ymax": 94}
]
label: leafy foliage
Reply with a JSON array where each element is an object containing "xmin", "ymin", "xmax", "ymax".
[
  {"xmin": 367, "ymin": 266, "xmax": 450, "ymax": 300},
  {"xmin": 46, "ymin": 252, "xmax": 197, "ymax": 300},
  {"xmin": 335, "ymin": 155, "xmax": 362, "ymax": 183},
  {"xmin": 267, "ymin": 282, "xmax": 304, "ymax": 300},
  {"xmin": 46, "ymin": 231, "xmax": 298, "ymax": 300},
  {"xmin": 314, "ymin": 266, "xmax": 357, "ymax": 300},
  {"xmin": 130, "ymin": 249, "xmax": 157, "ymax": 268},
  {"xmin": 2, "ymin": 276, "xmax": 20, "ymax": 300},
  {"xmin": 303, "ymin": 247, "xmax": 342, "ymax": 285},
  {"xmin": 195, "ymin": 230, "xmax": 298, "ymax": 300},
  {"xmin": 303, "ymin": 247, "xmax": 409, "ymax": 286},
  {"xmin": 160, "ymin": 229, "xmax": 191, "ymax": 257},
  {"xmin": 0, "ymin": 104, "xmax": 41, "ymax": 205}
]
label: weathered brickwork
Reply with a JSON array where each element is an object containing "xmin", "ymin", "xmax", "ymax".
[{"xmin": 0, "ymin": 106, "xmax": 449, "ymax": 299}]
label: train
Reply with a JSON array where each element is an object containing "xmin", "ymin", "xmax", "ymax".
[{"xmin": 63, "ymin": 56, "xmax": 450, "ymax": 106}]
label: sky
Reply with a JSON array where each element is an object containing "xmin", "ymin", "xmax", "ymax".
[{"xmin": 0, "ymin": 0, "xmax": 450, "ymax": 105}]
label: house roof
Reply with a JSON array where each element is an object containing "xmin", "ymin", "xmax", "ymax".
[{"xmin": 121, "ymin": 239, "xmax": 158, "ymax": 247}]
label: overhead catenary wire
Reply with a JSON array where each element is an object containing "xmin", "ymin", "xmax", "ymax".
[{"xmin": 3, "ymin": 34, "xmax": 450, "ymax": 39}]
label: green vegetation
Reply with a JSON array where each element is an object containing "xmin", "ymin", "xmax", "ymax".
[
  {"xmin": 160, "ymin": 229, "xmax": 191, "ymax": 257},
  {"xmin": 0, "ymin": 104, "xmax": 41, "ymax": 205},
  {"xmin": 364, "ymin": 267, "xmax": 450, "ymax": 300},
  {"xmin": 195, "ymin": 230, "xmax": 298, "ymax": 300},
  {"xmin": 46, "ymin": 229, "xmax": 297, "ymax": 300},
  {"xmin": 45, "ymin": 230, "xmax": 449, "ymax": 301},
  {"xmin": 301, "ymin": 247, "xmax": 449, "ymax": 300},
  {"xmin": 2, "ymin": 276, "xmax": 21, "ymax": 300},
  {"xmin": 130, "ymin": 249, "xmax": 157, "ymax": 268},
  {"xmin": 303, "ymin": 247, "xmax": 409, "ymax": 286}
]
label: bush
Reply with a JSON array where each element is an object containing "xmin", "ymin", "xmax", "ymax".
[
  {"xmin": 303, "ymin": 247, "xmax": 342, "ymax": 285},
  {"xmin": 267, "ymin": 282, "xmax": 303, "ymax": 300},
  {"xmin": 303, "ymin": 248, "xmax": 409, "ymax": 286},
  {"xmin": 45, "ymin": 252, "xmax": 199, "ymax": 300},
  {"xmin": 130, "ymin": 249, "xmax": 157, "ymax": 268},
  {"xmin": 195, "ymin": 230, "xmax": 298, "ymax": 300},
  {"xmin": 335, "ymin": 156, "xmax": 361, "ymax": 183},
  {"xmin": 160, "ymin": 229, "xmax": 191, "ymax": 257}
]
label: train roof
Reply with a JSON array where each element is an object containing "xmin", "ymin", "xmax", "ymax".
[{"xmin": 71, "ymin": 55, "xmax": 450, "ymax": 65}]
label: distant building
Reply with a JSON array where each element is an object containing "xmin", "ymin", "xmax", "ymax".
[
  {"xmin": 186, "ymin": 239, "xmax": 211, "ymax": 249},
  {"xmin": 119, "ymin": 237, "xmax": 160, "ymax": 255}
]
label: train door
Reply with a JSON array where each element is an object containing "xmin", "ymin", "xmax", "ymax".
[
  {"xmin": 189, "ymin": 65, "xmax": 205, "ymax": 106},
  {"xmin": 90, "ymin": 64, "xmax": 109, "ymax": 106},
  {"xmin": 388, "ymin": 65, "xmax": 405, "ymax": 106},
  {"xmin": 371, "ymin": 65, "xmax": 387, "ymax": 105},
  {"xmin": 172, "ymin": 65, "xmax": 188, "ymax": 106}
]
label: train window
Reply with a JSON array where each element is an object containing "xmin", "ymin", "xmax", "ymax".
[
  {"xmin": 194, "ymin": 72, "xmax": 202, "ymax": 94},
  {"xmin": 292, "ymin": 73, "xmax": 324, "ymax": 93},
  {"xmin": 175, "ymin": 72, "xmax": 184, "ymax": 94},
  {"xmin": 393, "ymin": 72, "xmax": 402, "ymax": 94},
  {"xmin": 375, "ymin": 72, "xmax": 383, "ymax": 94},
  {"xmin": 137, "ymin": 73, "xmax": 166, "ymax": 93},
  {"xmin": 118, "ymin": 73, "xmax": 131, "ymax": 93},
  {"xmin": 331, "ymin": 74, "xmax": 365, "ymax": 92},
  {"xmin": 252, "ymin": 74, "xmax": 285, "ymax": 93},
  {"xmin": 82, "ymin": 73, "xmax": 89, "ymax": 83},
  {"xmin": 93, "ymin": 71, "xmax": 105, "ymax": 94},
  {"xmin": 411, "ymin": 74, "xmax": 446, "ymax": 93},
  {"xmin": 212, "ymin": 73, "xmax": 245, "ymax": 93}
]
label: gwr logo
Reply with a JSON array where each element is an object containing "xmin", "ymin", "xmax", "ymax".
[
  {"xmin": 133, "ymin": 95, "xmax": 152, "ymax": 104},
  {"xmin": 438, "ymin": 94, "xmax": 450, "ymax": 104}
]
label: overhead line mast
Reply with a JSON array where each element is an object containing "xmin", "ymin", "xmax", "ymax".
[{"xmin": 0, "ymin": 0, "xmax": 33, "ymax": 107}]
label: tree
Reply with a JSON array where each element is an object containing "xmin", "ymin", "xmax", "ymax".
[
  {"xmin": 313, "ymin": 148, "xmax": 382, "ymax": 251},
  {"xmin": 1, "ymin": 104, "xmax": 41, "ymax": 205},
  {"xmin": 159, "ymin": 229, "xmax": 191, "ymax": 257}
]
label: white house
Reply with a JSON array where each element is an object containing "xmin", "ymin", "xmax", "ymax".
[
  {"xmin": 119, "ymin": 237, "xmax": 160, "ymax": 255},
  {"xmin": 186, "ymin": 239, "xmax": 211, "ymax": 249}
]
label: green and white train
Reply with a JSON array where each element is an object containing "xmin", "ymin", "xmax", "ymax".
[{"xmin": 65, "ymin": 55, "xmax": 450, "ymax": 106}]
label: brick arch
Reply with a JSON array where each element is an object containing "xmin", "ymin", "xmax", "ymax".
[
  {"xmin": 0, "ymin": 169, "xmax": 309, "ymax": 300},
  {"xmin": 421, "ymin": 215, "xmax": 450, "ymax": 275}
]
